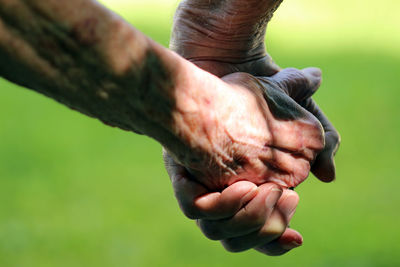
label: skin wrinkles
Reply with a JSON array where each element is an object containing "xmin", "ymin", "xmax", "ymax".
[
  {"xmin": 171, "ymin": 0, "xmax": 284, "ymax": 64},
  {"xmin": 165, "ymin": 0, "xmax": 339, "ymax": 256},
  {"xmin": 0, "ymin": 0, "xmax": 335, "ymax": 257},
  {"xmin": 169, "ymin": 0, "xmax": 339, "ymax": 184},
  {"xmin": 172, "ymin": 70, "xmax": 324, "ymax": 189}
]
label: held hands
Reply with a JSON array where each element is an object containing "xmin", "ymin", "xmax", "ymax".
[
  {"xmin": 165, "ymin": 154, "xmax": 302, "ymax": 255},
  {"xmin": 0, "ymin": 0, "xmax": 339, "ymax": 256},
  {"xmin": 171, "ymin": 0, "xmax": 340, "ymax": 181},
  {"xmin": 164, "ymin": 0, "xmax": 340, "ymax": 255},
  {"xmin": 167, "ymin": 67, "xmax": 325, "ymax": 189},
  {"xmin": 164, "ymin": 68, "xmax": 323, "ymax": 255}
]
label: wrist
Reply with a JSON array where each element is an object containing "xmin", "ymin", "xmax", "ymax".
[{"xmin": 170, "ymin": 6, "xmax": 267, "ymax": 63}]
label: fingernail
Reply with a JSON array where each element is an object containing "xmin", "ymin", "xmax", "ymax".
[
  {"xmin": 265, "ymin": 187, "xmax": 283, "ymax": 209},
  {"xmin": 281, "ymin": 240, "xmax": 303, "ymax": 250}
]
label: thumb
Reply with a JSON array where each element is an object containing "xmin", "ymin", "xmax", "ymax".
[{"xmin": 269, "ymin": 67, "xmax": 322, "ymax": 103}]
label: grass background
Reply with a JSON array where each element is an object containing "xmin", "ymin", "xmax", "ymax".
[{"xmin": 1, "ymin": 0, "xmax": 399, "ymax": 266}]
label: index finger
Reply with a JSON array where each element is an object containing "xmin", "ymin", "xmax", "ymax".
[
  {"xmin": 163, "ymin": 149, "xmax": 258, "ymax": 220},
  {"xmin": 300, "ymin": 98, "xmax": 341, "ymax": 182}
]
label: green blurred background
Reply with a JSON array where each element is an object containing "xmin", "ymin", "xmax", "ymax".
[{"xmin": 1, "ymin": 0, "xmax": 399, "ymax": 266}]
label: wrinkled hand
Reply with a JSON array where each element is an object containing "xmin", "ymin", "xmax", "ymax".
[
  {"xmin": 164, "ymin": 67, "xmax": 324, "ymax": 255},
  {"xmin": 167, "ymin": 67, "xmax": 325, "ymax": 189},
  {"xmin": 164, "ymin": 0, "xmax": 341, "ymax": 255},
  {"xmin": 171, "ymin": 0, "xmax": 340, "ymax": 180}
]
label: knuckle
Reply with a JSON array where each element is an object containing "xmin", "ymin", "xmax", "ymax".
[
  {"xmin": 293, "ymin": 160, "xmax": 311, "ymax": 183},
  {"xmin": 300, "ymin": 118, "xmax": 325, "ymax": 154},
  {"xmin": 310, "ymin": 117, "xmax": 324, "ymax": 133},
  {"xmin": 311, "ymin": 121, "xmax": 326, "ymax": 151}
]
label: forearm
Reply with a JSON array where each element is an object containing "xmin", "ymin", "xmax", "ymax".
[
  {"xmin": 0, "ymin": 0, "xmax": 207, "ymax": 154},
  {"xmin": 171, "ymin": 0, "xmax": 283, "ymax": 63}
]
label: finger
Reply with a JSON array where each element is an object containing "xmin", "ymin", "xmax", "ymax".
[
  {"xmin": 163, "ymin": 149, "xmax": 259, "ymax": 220},
  {"xmin": 163, "ymin": 149, "xmax": 209, "ymax": 219},
  {"xmin": 197, "ymin": 183, "xmax": 282, "ymax": 240},
  {"xmin": 261, "ymin": 68, "xmax": 340, "ymax": 182},
  {"xmin": 260, "ymin": 84, "xmax": 326, "ymax": 165},
  {"xmin": 255, "ymin": 228, "xmax": 303, "ymax": 256},
  {"xmin": 224, "ymin": 72, "xmax": 325, "ymax": 160},
  {"xmin": 221, "ymin": 190, "xmax": 299, "ymax": 253},
  {"xmin": 258, "ymin": 147, "xmax": 312, "ymax": 187},
  {"xmin": 299, "ymin": 99, "xmax": 341, "ymax": 182},
  {"xmin": 268, "ymin": 67, "xmax": 322, "ymax": 103},
  {"xmin": 194, "ymin": 181, "xmax": 259, "ymax": 220}
]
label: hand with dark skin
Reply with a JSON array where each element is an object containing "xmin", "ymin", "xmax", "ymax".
[{"xmin": 165, "ymin": 0, "xmax": 341, "ymax": 255}]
